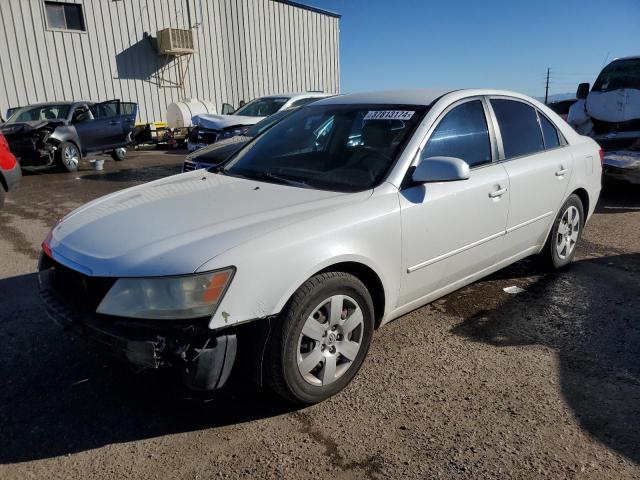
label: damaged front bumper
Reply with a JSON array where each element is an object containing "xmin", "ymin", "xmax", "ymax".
[
  {"xmin": 38, "ymin": 267, "xmax": 238, "ymax": 390},
  {"xmin": 603, "ymin": 150, "xmax": 640, "ymax": 185}
]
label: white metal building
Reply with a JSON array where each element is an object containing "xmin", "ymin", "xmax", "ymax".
[{"xmin": 0, "ymin": 0, "xmax": 340, "ymax": 123}]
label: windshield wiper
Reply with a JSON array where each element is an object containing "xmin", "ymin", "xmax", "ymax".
[{"xmin": 240, "ymin": 171, "xmax": 310, "ymax": 188}]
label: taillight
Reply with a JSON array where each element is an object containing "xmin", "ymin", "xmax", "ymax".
[{"xmin": 598, "ymin": 149, "xmax": 604, "ymax": 167}]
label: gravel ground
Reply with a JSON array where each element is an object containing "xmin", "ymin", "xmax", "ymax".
[{"xmin": 0, "ymin": 151, "xmax": 638, "ymax": 479}]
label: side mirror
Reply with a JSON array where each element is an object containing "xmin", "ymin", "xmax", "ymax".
[
  {"xmin": 576, "ymin": 83, "xmax": 590, "ymax": 100},
  {"xmin": 412, "ymin": 156, "xmax": 470, "ymax": 184},
  {"xmin": 221, "ymin": 103, "xmax": 235, "ymax": 115}
]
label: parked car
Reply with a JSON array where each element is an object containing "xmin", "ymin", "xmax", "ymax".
[
  {"xmin": 38, "ymin": 89, "xmax": 601, "ymax": 404},
  {"xmin": 567, "ymin": 56, "xmax": 640, "ymax": 183},
  {"xmin": 0, "ymin": 131, "xmax": 21, "ymax": 207},
  {"xmin": 546, "ymin": 98, "xmax": 576, "ymax": 121},
  {"xmin": 1, "ymin": 100, "xmax": 137, "ymax": 172},
  {"xmin": 183, "ymin": 108, "xmax": 300, "ymax": 171},
  {"xmin": 188, "ymin": 93, "xmax": 329, "ymax": 151}
]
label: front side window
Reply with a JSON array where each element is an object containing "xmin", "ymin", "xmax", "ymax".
[
  {"xmin": 491, "ymin": 99, "xmax": 544, "ymax": 159},
  {"xmin": 422, "ymin": 100, "xmax": 491, "ymax": 167},
  {"xmin": 234, "ymin": 97, "xmax": 289, "ymax": 117},
  {"xmin": 90, "ymin": 101, "xmax": 119, "ymax": 119},
  {"xmin": 224, "ymin": 104, "xmax": 427, "ymax": 192},
  {"xmin": 6, "ymin": 104, "xmax": 71, "ymax": 123},
  {"xmin": 45, "ymin": 2, "xmax": 86, "ymax": 31},
  {"xmin": 539, "ymin": 113, "xmax": 560, "ymax": 149}
]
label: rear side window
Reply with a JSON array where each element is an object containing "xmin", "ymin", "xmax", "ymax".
[
  {"xmin": 423, "ymin": 100, "xmax": 492, "ymax": 167},
  {"xmin": 491, "ymin": 99, "xmax": 544, "ymax": 158},
  {"xmin": 539, "ymin": 114, "xmax": 560, "ymax": 149}
]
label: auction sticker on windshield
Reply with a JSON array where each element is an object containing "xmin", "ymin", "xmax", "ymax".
[{"xmin": 364, "ymin": 110, "xmax": 415, "ymax": 120}]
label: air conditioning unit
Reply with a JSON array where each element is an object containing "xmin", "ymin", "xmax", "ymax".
[{"xmin": 157, "ymin": 28, "xmax": 196, "ymax": 55}]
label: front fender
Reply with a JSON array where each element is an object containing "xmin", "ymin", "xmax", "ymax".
[{"xmin": 201, "ymin": 190, "xmax": 402, "ymax": 330}]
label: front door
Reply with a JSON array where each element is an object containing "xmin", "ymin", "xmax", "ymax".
[
  {"xmin": 74, "ymin": 100, "xmax": 122, "ymax": 152},
  {"xmin": 399, "ymin": 98, "xmax": 510, "ymax": 306}
]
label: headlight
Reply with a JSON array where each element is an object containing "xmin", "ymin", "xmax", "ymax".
[{"xmin": 96, "ymin": 268, "xmax": 235, "ymax": 319}]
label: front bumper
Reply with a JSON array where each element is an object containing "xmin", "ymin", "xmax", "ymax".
[
  {"xmin": 603, "ymin": 150, "xmax": 640, "ymax": 185},
  {"xmin": 38, "ymin": 267, "xmax": 237, "ymax": 390}
]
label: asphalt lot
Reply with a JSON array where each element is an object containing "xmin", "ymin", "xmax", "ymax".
[{"xmin": 0, "ymin": 151, "xmax": 638, "ymax": 479}]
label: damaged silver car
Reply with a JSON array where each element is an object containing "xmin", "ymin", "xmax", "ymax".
[{"xmin": 1, "ymin": 100, "xmax": 137, "ymax": 172}]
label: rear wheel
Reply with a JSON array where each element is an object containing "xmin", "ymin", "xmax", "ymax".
[
  {"xmin": 58, "ymin": 141, "xmax": 80, "ymax": 172},
  {"xmin": 111, "ymin": 147, "xmax": 126, "ymax": 161},
  {"xmin": 264, "ymin": 272, "xmax": 374, "ymax": 404},
  {"xmin": 539, "ymin": 194, "xmax": 584, "ymax": 269}
]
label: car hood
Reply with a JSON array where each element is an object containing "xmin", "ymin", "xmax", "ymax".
[
  {"xmin": 1, "ymin": 120, "xmax": 65, "ymax": 136},
  {"xmin": 48, "ymin": 171, "xmax": 370, "ymax": 277},
  {"xmin": 193, "ymin": 113, "xmax": 264, "ymax": 130},
  {"xmin": 587, "ymin": 89, "xmax": 640, "ymax": 123}
]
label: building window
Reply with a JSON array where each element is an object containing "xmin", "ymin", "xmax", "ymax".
[{"xmin": 45, "ymin": 1, "xmax": 86, "ymax": 31}]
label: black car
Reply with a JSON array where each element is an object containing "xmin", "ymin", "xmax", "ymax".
[
  {"xmin": 183, "ymin": 108, "xmax": 298, "ymax": 172},
  {"xmin": 1, "ymin": 100, "xmax": 137, "ymax": 172}
]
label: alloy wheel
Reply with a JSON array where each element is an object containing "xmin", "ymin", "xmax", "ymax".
[
  {"xmin": 296, "ymin": 294, "xmax": 364, "ymax": 386},
  {"xmin": 556, "ymin": 205, "xmax": 580, "ymax": 259},
  {"xmin": 62, "ymin": 144, "xmax": 80, "ymax": 170}
]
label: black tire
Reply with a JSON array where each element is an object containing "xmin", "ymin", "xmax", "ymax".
[
  {"xmin": 264, "ymin": 272, "xmax": 375, "ymax": 404},
  {"xmin": 539, "ymin": 194, "xmax": 585, "ymax": 269},
  {"xmin": 0, "ymin": 188, "xmax": 5, "ymax": 208},
  {"xmin": 111, "ymin": 147, "xmax": 126, "ymax": 161},
  {"xmin": 58, "ymin": 141, "xmax": 81, "ymax": 172}
]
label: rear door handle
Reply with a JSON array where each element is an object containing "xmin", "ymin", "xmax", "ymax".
[
  {"xmin": 555, "ymin": 168, "xmax": 568, "ymax": 176},
  {"xmin": 488, "ymin": 187, "xmax": 507, "ymax": 198}
]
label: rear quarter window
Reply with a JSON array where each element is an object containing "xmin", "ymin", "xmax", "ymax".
[
  {"xmin": 491, "ymin": 99, "xmax": 544, "ymax": 159},
  {"xmin": 539, "ymin": 114, "xmax": 560, "ymax": 149}
]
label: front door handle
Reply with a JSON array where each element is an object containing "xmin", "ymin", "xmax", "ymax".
[
  {"xmin": 488, "ymin": 187, "xmax": 507, "ymax": 198},
  {"xmin": 109, "ymin": 121, "xmax": 120, "ymax": 126},
  {"xmin": 555, "ymin": 167, "xmax": 568, "ymax": 176}
]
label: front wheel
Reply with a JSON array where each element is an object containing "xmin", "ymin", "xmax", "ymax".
[
  {"xmin": 539, "ymin": 194, "xmax": 584, "ymax": 269},
  {"xmin": 264, "ymin": 272, "xmax": 375, "ymax": 404},
  {"xmin": 58, "ymin": 141, "xmax": 81, "ymax": 172}
]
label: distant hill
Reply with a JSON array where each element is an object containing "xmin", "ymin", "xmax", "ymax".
[{"xmin": 536, "ymin": 92, "xmax": 575, "ymax": 103}]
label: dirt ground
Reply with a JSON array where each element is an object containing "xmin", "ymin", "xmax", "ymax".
[{"xmin": 0, "ymin": 151, "xmax": 638, "ymax": 479}]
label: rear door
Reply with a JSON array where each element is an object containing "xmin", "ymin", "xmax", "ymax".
[
  {"xmin": 488, "ymin": 98, "xmax": 574, "ymax": 258},
  {"xmin": 118, "ymin": 102, "xmax": 138, "ymax": 145}
]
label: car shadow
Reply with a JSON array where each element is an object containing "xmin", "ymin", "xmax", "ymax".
[
  {"xmin": 0, "ymin": 272, "xmax": 297, "ymax": 464},
  {"xmin": 451, "ymin": 253, "xmax": 640, "ymax": 464},
  {"xmin": 597, "ymin": 178, "xmax": 640, "ymax": 213}
]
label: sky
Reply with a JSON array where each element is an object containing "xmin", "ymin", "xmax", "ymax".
[{"xmin": 303, "ymin": 0, "xmax": 640, "ymax": 99}]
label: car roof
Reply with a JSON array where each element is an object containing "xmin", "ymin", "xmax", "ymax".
[
  {"xmin": 260, "ymin": 92, "xmax": 331, "ymax": 100},
  {"xmin": 315, "ymin": 89, "xmax": 454, "ymax": 106}
]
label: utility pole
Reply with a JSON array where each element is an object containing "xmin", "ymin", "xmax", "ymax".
[{"xmin": 544, "ymin": 68, "xmax": 550, "ymax": 104}]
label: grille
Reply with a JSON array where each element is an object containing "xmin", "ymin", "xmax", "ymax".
[
  {"xmin": 592, "ymin": 117, "xmax": 640, "ymax": 135},
  {"xmin": 48, "ymin": 259, "xmax": 117, "ymax": 313}
]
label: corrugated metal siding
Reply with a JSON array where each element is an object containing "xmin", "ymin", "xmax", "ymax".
[{"xmin": 0, "ymin": 0, "xmax": 340, "ymax": 124}]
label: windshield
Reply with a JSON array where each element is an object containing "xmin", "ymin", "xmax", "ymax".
[
  {"xmin": 6, "ymin": 104, "xmax": 71, "ymax": 123},
  {"xmin": 234, "ymin": 97, "xmax": 289, "ymax": 117},
  {"xmin": 224, "ymin": 104, "xmax": 427, "ymax": 192},
  {"xmin": 245, "ymin": 109, "xmax": 295, "ymax": 136},
  {"xmin": 593, "ymin": 58, "xmax": 640, "ymax": 92}
]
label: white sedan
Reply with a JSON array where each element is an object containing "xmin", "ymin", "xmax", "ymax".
[{"xmin": 39, "ymin": 89, "xmax": 602, "ymax": 404}]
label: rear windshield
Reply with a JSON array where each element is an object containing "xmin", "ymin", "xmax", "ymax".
[{"xmin": 593, "ymin": 58, "xmax": 640, "ymax": 92}]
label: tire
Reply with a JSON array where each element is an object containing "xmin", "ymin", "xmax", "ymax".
[
  {"xmin": 111, "ymin": 147, "xmax": 126, "ymax": 161},
  {"xmin": 58, "ymin": 141, "xmax": 81, "ymax": 172},
  {"xmin": 0, "ymin": 188, "xmax": 5, "ymax": 209},
  {"xmin": 264, "ymin": 272, "xmax": 375, "ymax": 404},
  {"xmin": 539, "ymin": 194, "xmax": 585, "ymax": 269}
]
